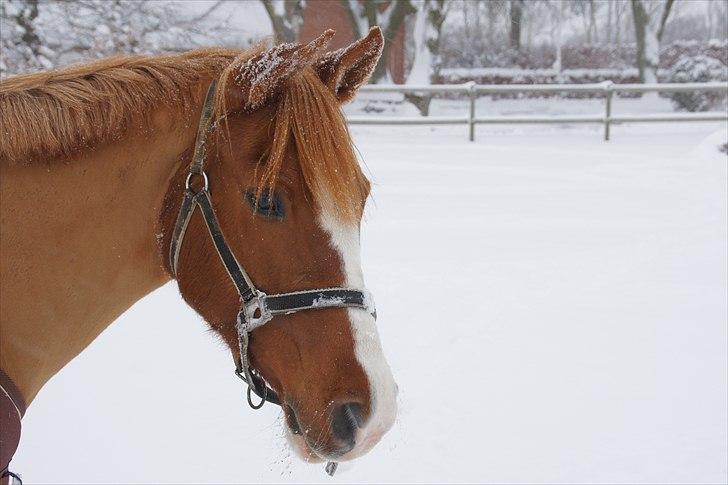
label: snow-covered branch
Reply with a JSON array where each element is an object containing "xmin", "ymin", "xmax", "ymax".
[{"xmin": 0, "ymin": 0, "xmax": 239, "ymax": 77}]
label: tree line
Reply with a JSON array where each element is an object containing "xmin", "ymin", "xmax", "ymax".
[{"xmin": 2, "ymin": 0, "xmax": 726, "ymax": 87}]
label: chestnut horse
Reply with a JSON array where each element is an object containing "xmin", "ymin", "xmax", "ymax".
[{"xmin": 0, "ymin": 27, "xmax": 396, "ymax": 479}]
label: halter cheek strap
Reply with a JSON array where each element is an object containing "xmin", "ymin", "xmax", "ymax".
[{"xmin": 169, "ymin": 81, "xmax": 376, "ymax": 411}]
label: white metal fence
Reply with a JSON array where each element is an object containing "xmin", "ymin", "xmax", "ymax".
[{"xmin": 348, "ymin": 81, "xmax": 728, "ymax": 141}]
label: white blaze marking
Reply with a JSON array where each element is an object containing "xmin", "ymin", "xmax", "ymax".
[{"xmin": 318, "ymin": 204, "xmax": 398, "ymax": 459}]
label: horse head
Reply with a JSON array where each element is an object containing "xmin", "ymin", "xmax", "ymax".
[{"xmin": 161, "ymin": 27, "xmax": 397, "ymax": 463}]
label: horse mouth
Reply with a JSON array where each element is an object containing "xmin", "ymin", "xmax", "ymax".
[{"xmin": 283, "ymin": 404, "xmax": 323, "ymax": 462}]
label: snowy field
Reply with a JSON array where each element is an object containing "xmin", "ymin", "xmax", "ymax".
[{"xmin": 12, "ymin": 113, "xmax": 728, "ymax": 483}]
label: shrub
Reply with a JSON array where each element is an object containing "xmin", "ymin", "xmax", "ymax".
[{"xmin": 667, "ymin": 55, "xmax": 728, "ymax": 111}]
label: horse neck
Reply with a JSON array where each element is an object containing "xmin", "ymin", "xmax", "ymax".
[{"xmin": 0, "ymin": 100, "xmax": 203, "ymax": 405}]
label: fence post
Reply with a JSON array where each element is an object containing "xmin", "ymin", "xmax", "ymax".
[
  {"xmin": 603, "ymin": 80, "xmax": 614, "ymax": 141},
  {"xmin": 466, "ymin": 82, "xmax": 476, "ymax": 142}
]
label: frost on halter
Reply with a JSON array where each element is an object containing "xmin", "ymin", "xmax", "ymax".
[{"xmin": 312, "ymin": 295, "xmax": 346, "ymax": 308}]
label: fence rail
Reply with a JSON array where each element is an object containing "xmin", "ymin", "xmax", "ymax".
[{"xmin": 349, "ymin": 81, "xmax": 728, "ymax": 141}]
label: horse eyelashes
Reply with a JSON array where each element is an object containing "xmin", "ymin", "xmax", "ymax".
[{"xmin": 244, "ymin": 189, "xmax": 285, "ymax": 220}]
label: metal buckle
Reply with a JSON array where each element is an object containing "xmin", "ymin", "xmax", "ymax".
[
  {"xmin": 243, "ymin": 292, "xmax": 272, "ymax": 330},
  {"xmin": 185, "ymin": 170, "xmax": 209, "ymax": 193}
]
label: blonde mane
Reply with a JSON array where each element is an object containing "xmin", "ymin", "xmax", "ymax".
[{"xmin": 0, "ymin": 48, "xmax": 241, "ymax": 164}]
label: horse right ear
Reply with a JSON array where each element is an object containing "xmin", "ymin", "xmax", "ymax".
[
  {"xmin": 315, "ymin": 26, "xmax": 384, "ymax": 103},
  {"xmin": 224, "ymin": 30, "xmax": 334, "ymax": 112}
]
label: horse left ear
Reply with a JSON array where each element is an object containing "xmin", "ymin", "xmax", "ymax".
[
  {"xmin": 315, "ymin": 26, "xmax": 384, "ymax": 103},
  {"xmin": 226, "ymin": 30, "xmax": 334, "ymax": 112}
]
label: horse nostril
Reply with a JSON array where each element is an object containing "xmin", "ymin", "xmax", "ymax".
[{"xmin": 330, "ymin": 402, "xmax": 364, "ymax": 450}]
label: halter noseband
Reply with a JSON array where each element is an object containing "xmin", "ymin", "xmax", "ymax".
[{"xmin": 169, "ymin": 81, "xmax": 376, "ymax": 412}]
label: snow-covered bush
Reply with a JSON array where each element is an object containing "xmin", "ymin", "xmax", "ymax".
[
  {"xmin": 667, "ymin": 55, "xmax": 728, "ymax": 111},
  {"xmin": 437, "ymin": 67, "xmax": 653, "ymax": 98}
]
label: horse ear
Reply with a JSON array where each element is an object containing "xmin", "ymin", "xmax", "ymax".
[
  {"xmin": 226, "ymin": 30, "xmax": 335, "ymax": 112},
  {"xmin": 315, "ymin": 26, "xmax": 384, "ymax": 103}
]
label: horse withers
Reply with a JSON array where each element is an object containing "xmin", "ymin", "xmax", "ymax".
[{"xmin": 0, "ymin": 27, "xmax": 397, "ymax": 479}]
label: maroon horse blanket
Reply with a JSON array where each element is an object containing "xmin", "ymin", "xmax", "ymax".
[{"xmin": 0, "ymin": 368, "xmax": 25, "ymax": 484}]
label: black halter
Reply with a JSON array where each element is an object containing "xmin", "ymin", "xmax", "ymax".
[{"xmin": 169, "ymin": 81, "xmax": 376, "ymax": 412}]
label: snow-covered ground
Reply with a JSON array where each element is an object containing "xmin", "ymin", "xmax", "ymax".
[{"xmin": 12, "ymin": 117, "xmax": 727, "ymax": 483}]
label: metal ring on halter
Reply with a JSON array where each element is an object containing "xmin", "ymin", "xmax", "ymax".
[
  {"xmin": 185, "ymin": 171, "xmax": 209, "ymax": 192},
  {"xmin": 244, "ymin": 292, "xmax": 273, "ymax": 330},
  {"xmin": 247, "ymin": 382, "xmax": 267, "ymax": 409},
  {"xmin": 234, "ymin": 367, "xmax": 267, "ymax": 409}
]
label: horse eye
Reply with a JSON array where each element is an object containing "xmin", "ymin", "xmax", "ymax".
[{"xmin": 244, "ymin": 189, "xmax": 285, "ymax": 219}]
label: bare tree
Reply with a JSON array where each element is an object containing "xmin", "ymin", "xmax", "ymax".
[
  {"xmin": 508, "ymin": 0, "xmax": 523, "ymax": 51},
  {"xmin": 486, "ymin": 0, "xmax": 503, "ymax": 46},
  {"xmin": 606, "ymin": 0, "xmax": 613, "ymax": 44},
  {"xmin": 405, "ymin": 0, "xmax": 447, "ymax": 115},
  {"xmin": 340, "ymin": 0, "xmax": 416, "ymax": 83},
  {"xmin": 614, "ymin": 0, "xmax": 629, "ymax": 45},
  {"xmin": 570, "ymin": 0, "xmax": 594, "ymax": 43},
  {"xmin": 549, "ymin": 0, "xmax": 564, "ymax": 71},
  {"xmin": 589, "ymin": 0, "xmax": 599, "ymax": 43},
  {"xmin": 706, "ymin": 0, "xmax": 727, "ymax": 40},
  {"xmin": 631, "ymin": 0, "xmax": 675, "ymax": 83},
  {"xmin": 260, "ymin": 0, "xmax": 305, "ymax": 43}
]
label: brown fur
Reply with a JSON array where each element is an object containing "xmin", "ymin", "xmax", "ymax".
[
  {"xmin": 1, "ymin": 28, "xmax": 385, "ymax": 461},
  {"xmin": 316, "ymin": 27, "xmax": 384, "ymax": 103},
  {"xmin": 251, "ymin": 68, "xmax": 370, "ymax": 223},
  {"xmin": 204, "ymin": 30, "xmax": 371, "ymax": 224},
  {"xmin": 0, "ymin": 35, "xmax": 373, "ymax": 223}
]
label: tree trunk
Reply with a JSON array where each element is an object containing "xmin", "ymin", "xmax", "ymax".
[
  {"xmin": 607, "ymin": 0, "xmax": 613, "ymax": 44},
  {"xmin": 509, "ymin": 0, "xmax": 523, "ymax": 51},
  {"xmin": 631, "ymin": 0, "xmax": 650, "ymax": 82},
  {"xmin": 377, "ymin": 0, "xmax": 415, "ymax": 83},
  {"xmin": 342, "ymin": 0, "xmax": 364, "ymax": 38},
  {"xmin": 580, "ymin": 2, "xmax": 590, "ymax": 43},
  {"xmin": 631, "ymin": 0, "xmax": 674, "ymax": 83},
  {"xmin": 486, "ymin": 0, "xmax": 496, "ymax": 46},
  {"xmin": 656, "ymin": 0, "xmax": 675, "ymax": 40},
  {"xmin": 405, "ymin": 0, "xmax": 446, "ymax": 115},
  {"xmin": 261, "ymin": 0, "xmax": 304, "ymax": 43},
  {"xmin": 551, "ymin": 0, "xmax": 563, "ymax": 72},
  {"xmin": 615, "ymin": 0, "xmax": 623, "ymax": 45},
  {"xmin": 341, "ymin": 0, "xmax": 415, "ymax": 84}
]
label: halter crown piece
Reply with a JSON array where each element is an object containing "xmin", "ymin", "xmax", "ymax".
[{"xmin": 169, "ymin": 82, "xmax": 375, "ymax": 476}]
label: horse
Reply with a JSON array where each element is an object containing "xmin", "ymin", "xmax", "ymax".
[{"xmin": 0, "ymin": 27, "xmax": 397, "ymax": 480}]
